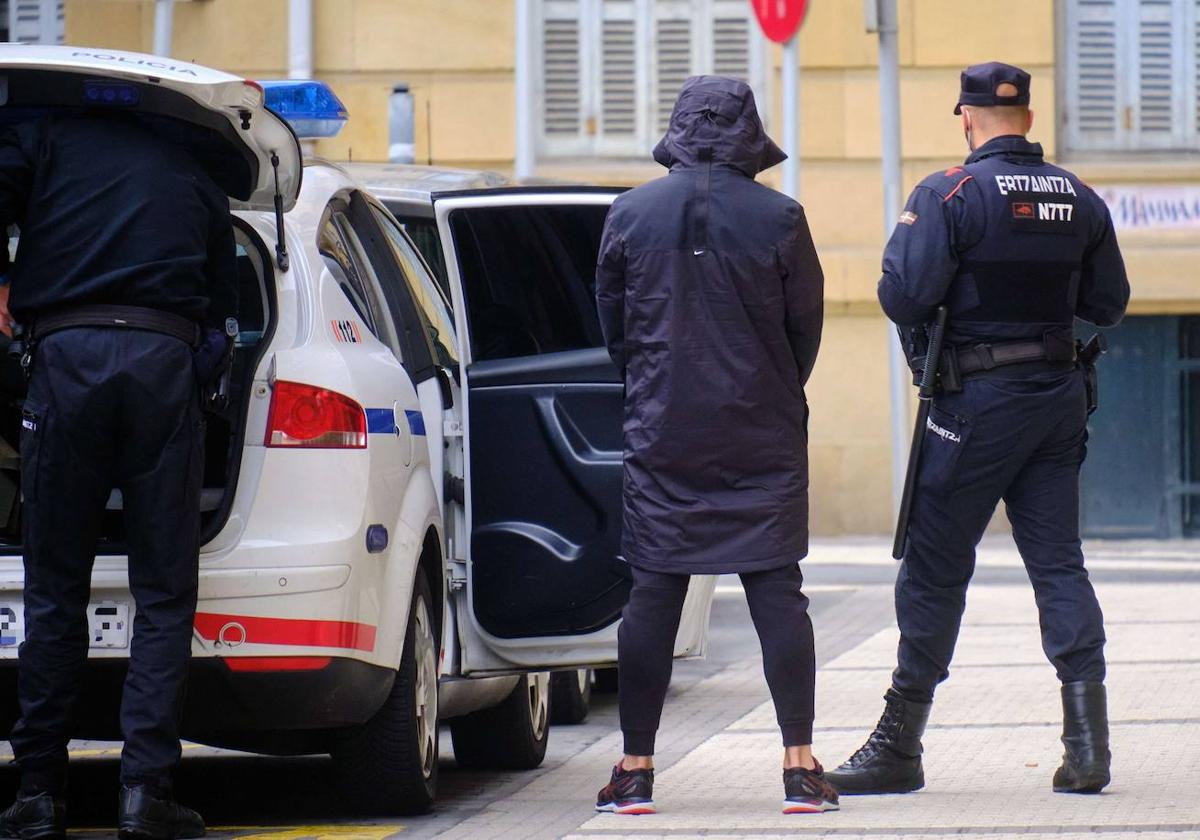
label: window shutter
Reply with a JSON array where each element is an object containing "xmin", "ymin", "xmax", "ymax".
[
  {"xmin": 711, "ymin": 0, "xmax": 751, "ymax": 81},
  {"xmin": 600, "ymin": 0, "xmax": 637, "ymax": 137},
  {"xmin": 654, "ymin": 2, "xmax": 695, "ymax": 133},
  {"xmin": 10, "ymin": 0, "xmax": 62, "ymax": 45},
  {"xmin": 1194, "ymin": 0, "xmax": 1200, "ymax": 138},
  {"xmin": 534, "ymin": 0, "xmax": 764, "ymax": 158},
  {"xmin": 1066, "ymin": 0, "xmax": 1120, "ymax": 150},
  {"xmin": 1134, "ymin": 0, "xmax": 1184, "ymax": 147},
  {"xmin": 541, "ymin": 0, "xmax": 584, "ymax": 140}
]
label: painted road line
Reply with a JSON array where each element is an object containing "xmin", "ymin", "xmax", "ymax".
[
  {"xmin": 206, "ymin": 826, "xmax": 404, "ymax": 839},
  {"xmin": 714, "ymin": 584, "xmax": 854, "ymax": 596},
  {"xmin": 802, "ymin": 552, "xmax": 1200, "ymax": 573}
]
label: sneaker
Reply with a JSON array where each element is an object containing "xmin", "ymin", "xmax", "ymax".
[
  {"xmin": 783, "ymin": 763, "xmax": 840, "ymax": 814},
  {"xmin": 595, "ymin": 763, "xmax": 656, "ymax": 815}
]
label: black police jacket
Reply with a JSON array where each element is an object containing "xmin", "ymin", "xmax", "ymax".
[
  {"xmin": 878, "ymin": 135, "xmax": 1129, "ymax": 347},
  {"xmin": 0, "ymin": 113, "xmax": 237, "ymax": 329}
]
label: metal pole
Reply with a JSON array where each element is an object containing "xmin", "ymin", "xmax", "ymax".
[
  {"xmin": 876, "ymin": 0, "xmax": 910, "ymax": 516},
  {"xmin": 153, "ymin": 0, "xmax": 174, "ymax": 57},
  {"xmin": 288, "ymin": 0, "xmax": 314, "ymax": 80},
  {"xmin": 514, "ymin": 0, "xmax": 536, "ymax": 180},
  {"xmin": 780, "ymin": 35, "xmax": 799, "ymax": 199}
]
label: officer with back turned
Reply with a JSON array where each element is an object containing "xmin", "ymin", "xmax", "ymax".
[
  {"xmin": 826, "ymin": 62, "xmax": 1129, "ymax": 796},
  {"xmin": 0, "ymin": 108, "xmax": 237, "ymax": 839}
]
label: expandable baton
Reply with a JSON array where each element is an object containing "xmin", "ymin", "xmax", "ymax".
[{"xmin": 892, "ymin": 305, "xmax": 949, "ymax": 560}]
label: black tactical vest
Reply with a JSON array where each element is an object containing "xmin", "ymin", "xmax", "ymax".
[{"xmin": 947, "ymin": 145, "xmax": 1093, "ymax": 343}]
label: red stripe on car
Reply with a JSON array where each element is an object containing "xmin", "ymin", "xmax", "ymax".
[{"xmin": 194, "ymin": 613, "xmax": 377, "ymax": 652}]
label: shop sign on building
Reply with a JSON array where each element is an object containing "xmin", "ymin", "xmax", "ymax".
[{"xmin": 1097, "ymin": 185, "xmax": 1200, "ymax": 231}]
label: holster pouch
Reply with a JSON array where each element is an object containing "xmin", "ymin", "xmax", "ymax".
[
  {"xmin": 937, "ymin": 347, "xmax": 963, "ymax": 394},
  {"xmin": 1077, "ymin": 333, "xmax": 1107, "ymax": 415},
  {"xmin": 194, "ymin": 318, "xmax": 239, "ymax": 416},
  {"xmin": 1083, "ymin": 362, "xmax": 1100, "ymax": 415}
]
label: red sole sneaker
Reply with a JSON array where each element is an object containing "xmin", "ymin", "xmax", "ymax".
[
  {"xmin": 596, "ymin": 800, "xmax": 657, "ymax": 815},
  {"xmin": 782, "ymin": 798, "xmax": 840, "ymax": 814}
]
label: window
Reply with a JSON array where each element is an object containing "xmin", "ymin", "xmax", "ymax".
[
  {"xmin": 319, "ymin": 207, "xmax": 404, "ymax": 360},
  {"xmin": 448, "ymin": 204, "xmax": 610, "ymax": 361},
  {"xmin": 9, "ymin": 0, "xmax": 62, "ymax": 44},
  {"xmin": 371, "ymin": 205, "xmax": 460, "ymax": 369},
  {"xmin": 1062, "ymin": 0, "xmax": 1200, "ymax": 154},
  {"xmin": 537, "ymin": 0, "xmax": 766, "ymax": 157},
  {"xmin": 392, "ymin": 213, "xmax": 451, "ymax": 296}
]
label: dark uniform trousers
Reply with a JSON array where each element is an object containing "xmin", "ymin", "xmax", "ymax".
[
  {"xmin": 12, "ymin": 327, "xmax": 203, "ymax": 793},
  {"xmin": 892, "ymin": 366, "xmax": 1107, "ymax": 703}
]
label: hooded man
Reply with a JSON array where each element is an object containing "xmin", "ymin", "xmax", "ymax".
[{"xmin": 592, "ymin": 76, "xmax": 836, "ymax": 816}]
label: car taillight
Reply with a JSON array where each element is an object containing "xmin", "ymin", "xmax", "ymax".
[{"xmin": 265, "ymin": 381, "xmax": 367, "ymax": 449}]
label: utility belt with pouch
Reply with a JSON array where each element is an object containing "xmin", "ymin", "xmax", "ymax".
[
  {"xmin": 907, "ymin": 327, "xmax": 1107, "ymax": 411},
  {"xmin": 17, "ymin": 305, "xmax": 237, "ymax": 415}
]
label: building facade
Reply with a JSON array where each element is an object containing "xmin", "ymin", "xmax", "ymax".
[{"xmin": 59, "ymin": 0, "xmax": 1200, "ymax": 537}]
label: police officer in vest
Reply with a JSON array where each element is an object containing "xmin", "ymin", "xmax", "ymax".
[
  {"xmin": 826, "ymin": 62, "xmax": 1129, "ymax": 796},
  {"xmin": 0, "ymin": 109, "xmax": 237, "ymax": 839}
]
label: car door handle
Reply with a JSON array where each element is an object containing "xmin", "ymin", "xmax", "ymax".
[{"xmin": 534, "ymin": 396, "xmax": 622, "ymax": 465}]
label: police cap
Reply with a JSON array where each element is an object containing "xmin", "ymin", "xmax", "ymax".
[{"xmin": 954, "ymin": 61, "xmax": 1031, "ymax": 115}]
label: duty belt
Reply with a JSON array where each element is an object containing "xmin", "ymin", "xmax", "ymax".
[
  {"xmin": 954, "ymin": 339, "xmax": 1075, "ymax": 376},
  {"xmin": 913, "ymin": 336, "xmax": 1077, "ymax": 393},
  {"xmin": 31, "ymin": 305, "xmax": 201, "ymax": 347}
]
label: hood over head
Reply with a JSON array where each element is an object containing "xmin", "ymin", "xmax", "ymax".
[{"xmin": 653, "ymin": 75, "xmax": 785, "ymax": 177}]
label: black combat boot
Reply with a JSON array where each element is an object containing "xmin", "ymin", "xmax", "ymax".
[
  {"xmin": 1053, "ymin": 681, "xmax": 1111, "ymax": 794},
  {"xmin": 117, "ymin": 786, "xmax": 205, "ymax": 840},
  {"xmin": 0, "ymin": 792, "xmax": 66, "ymax": 840},
  {"xmin": 825, "ymin": 689, "xmax": 932, "ymax": 795}
]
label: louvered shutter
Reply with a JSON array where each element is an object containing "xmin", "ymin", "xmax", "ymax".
[
  {"xmin": 539, "ymin": 0, "xmax": 587, "ymax": 155},
  {"xmin": 1065, "ymin": 0, "xmax": 1120, "ymax": 150},
  {"xmin": 1194, "ymin": 0, "xmax": 1200, "ymax": 139},
  {"xmin": 9, "ymin": 0, "xmax": 62, "ymax": 45},
  {"xmin": 1134, "ymin": 0, "xmax": 1185, "ymax": 148},
  {"xmin": 654, "ymin": 1, "xmax": 696, "ymax": 134},
  {"xmin": 711, "ymin": 0, "xmax": 751, "ymax": 82},
  {"xmin": 1065, "ymin": 0, "xmax": 1198, "ymax": 153},
  {"xmin": 597, "ymin": 0, "xmax": 644, "ymax": 155},
  {"xmin": 534, "ymin": 0, "xmax": 764, "ymax": 158}
]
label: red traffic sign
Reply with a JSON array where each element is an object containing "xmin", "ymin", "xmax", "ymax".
[{"xmin": 750, "ymin": 0, "xmax": 809, "ymax": 43}]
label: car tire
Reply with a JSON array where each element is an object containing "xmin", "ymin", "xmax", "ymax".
[
  {"xmin": 549, "ymin": 669, "xmax": 592, "ymax": 725},
  {"xmin": 449, "ymin": 672, "xmax": 550, "ymax": 770},
  {"xmin": 593, "ymin": 666, "xmax": 619, "ymax": 694},
  {"xmin": 331, "ymin": 569, "xmax": 439, "ymax": 815}
]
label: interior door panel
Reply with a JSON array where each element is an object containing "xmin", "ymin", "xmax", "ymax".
[{"xmin": 468, "ymin": 349, "xmax": 629, "ymax": 638}]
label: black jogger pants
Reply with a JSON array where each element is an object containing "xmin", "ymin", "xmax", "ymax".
[{"xmin": 618, "ymin": 563, "xmax": 815, "ymax": 755}]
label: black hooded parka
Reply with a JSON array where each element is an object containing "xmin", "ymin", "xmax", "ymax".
[{"xmin": 595, "ymin": 76, "xmax": 824, "ymax": 575}]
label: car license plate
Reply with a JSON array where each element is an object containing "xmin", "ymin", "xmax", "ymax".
[{"xmin": 0, "ymin": 600, "xmax": 130, "ymax": 650}]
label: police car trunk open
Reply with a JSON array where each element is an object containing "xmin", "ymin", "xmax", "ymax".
[{"xmin": 0, "ymin": 47, "xmax": 720, "ymax": 815}]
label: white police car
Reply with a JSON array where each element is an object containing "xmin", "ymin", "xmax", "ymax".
[{"xmin": 0, "ymin": 47, "xmax": 717, "ymax": 815}]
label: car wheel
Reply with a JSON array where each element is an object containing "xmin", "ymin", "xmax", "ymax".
[
  {"xmin": 449, "ymin": 672, "xmax": 550, "ymax": 770},
  {"xmin": 550, "ymin": 669, "xmax": 592, "ymax": 725},
  {"xmin": 593, "ymin": 666, "xmax": 619, "ymax": 694},
  {"xmin": 332, "ymin": 569, "xmax": 439, "ymax": 815}
]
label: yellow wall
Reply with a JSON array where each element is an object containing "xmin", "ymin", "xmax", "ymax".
[
  {"xmin": 64, "ymin": 0, "xmax": 1200, "ymax": 534},
  {"xmin": 64, "ymin": 0, "xmax": 515, "ymax": 165}
]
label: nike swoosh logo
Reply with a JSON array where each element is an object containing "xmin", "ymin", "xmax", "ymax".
[{"xmin": 693, "ymin": 249, "xmax": 705, "ymax": 256}]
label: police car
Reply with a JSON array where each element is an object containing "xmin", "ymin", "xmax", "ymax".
[{"xmin": 0, "ymin": 47, "xmax": 718, "ymax": 815}]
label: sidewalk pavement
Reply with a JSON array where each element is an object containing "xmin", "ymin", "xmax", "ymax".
[{"xmin": 445, "ymin": 539, "xmax": 1200, "ymax": 839}]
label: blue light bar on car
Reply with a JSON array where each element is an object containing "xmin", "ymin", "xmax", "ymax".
[{"xmin": 260, "ymin": 80, "xmax": 348, "ymax": 139}]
